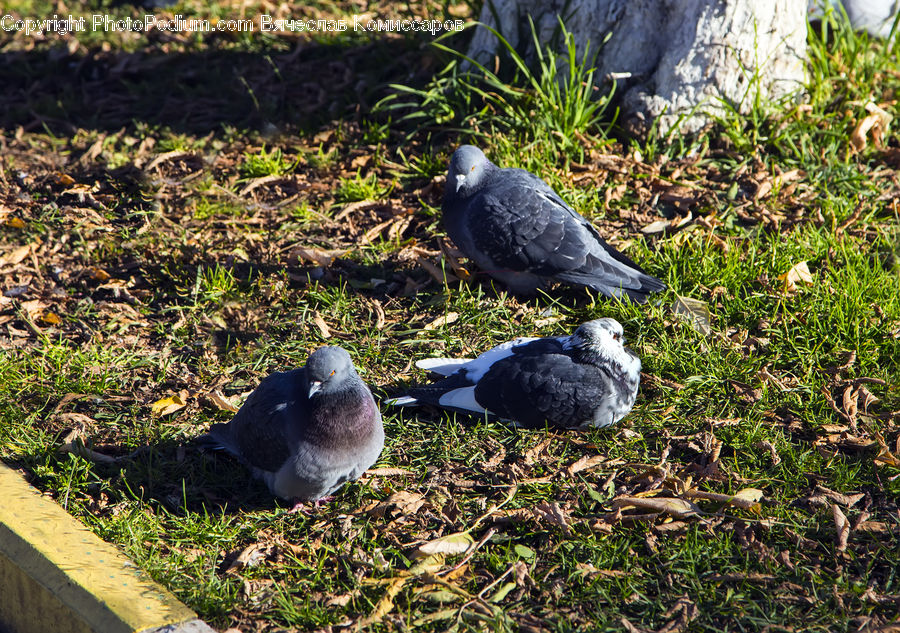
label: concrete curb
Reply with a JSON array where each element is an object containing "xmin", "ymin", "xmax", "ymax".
[{"xmin": 0, "ymin": 461, "xmax": 216, "ymax": 633}]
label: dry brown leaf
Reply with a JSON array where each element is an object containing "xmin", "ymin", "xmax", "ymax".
[
  {"xmin": 684, "ymin": 488, "xmax": 763, "ymax": 509},
  {"xmin": 832, "ymin": 503, "xmax": 850, "ymax": 553},
  {"xmin": 88, "ymin": 266, "xmax": 111, "ymax": 282},
  {"xmin": 312, "ymin": 311, "xmax": 332, "ymax": 338},
  {"xmin": 413, "ymin": 532, "xmax": 474, "ymax": 558},
  {"xmin": 293, "ymin": 245, "xmax": 347, "ymax": 266},
  {"xmin": 754, "ymin": 440, "xmax": 781, "ymax": 466},
  {"xmin": 334, "ymin": 199, "xmax": 379, "ymax": 221},
  {"xmin": 370, "ymin": 298, "xmax": 386, "ymax": 330},
  {"xmin": 0, "ymin": 244, "xmax": 32, "ymax": 266},
  {"xmin": 604, "ymin": 182, "xmax": 628, "ymax": 209},
  {"xmin": 144, "ymin": 150, "xmax": 197, "ymax": 172},
  {"xmin": 779, "ymin": 261, "xmax": 814, "ymax": 293},
  {"xmin": 532, "ymin": 502, "xmax": 572, "ymax": 534},
  {"xmin": 423, "ymin": 312, "xmax": 459, "ymax": 331},
  {"xmin": 58, "ymin": 426, "xmax": 118, "ymax": 464},
  {"xmin": 640, "ymin": 219, "xmax": 670, "ymax": 236},
  {"xmin": 366, "ymin": 490, "xmax": 426, "ymax": 518},
  {"xmin": 326, "ymin": 593, "xmax": 353, "ymax": 607},
  {"xmin": 416, "ymin": 256, "xmax": 459, "ymax": 284},
  {"xmin": 709, "ymin": 572, "xmax": 776, "ymax": 584},
  {"xmin": 850, "ymin": 102, "xmax": 893, "ymax": 152},
  {"xmin": 672, "ymin": 296, "xmax": 711, "ymax": 336},
  {"xmin": 208, "ymin": 389, "xmax": 239, "ymax": 413},
  {"xmin": 814, "ymin": 485, "xmax": 865, "ymax": 507},
  {"xmin": 225, "ymin": 541, "xmax": 280, "ymax": 574},
  {"xmin": 523, "ymin": 437, "xmax": 554, "ymax": 465},
  {"xmin": 842, "ymin": 386, "xmax": 859, "ymax": 425},
  {"xmin": 576, "ymin": 563, "xmax": 628, "ymax": 578},
  {"xmin": 364, "ymin": 467, "xmax": 416, "ymax": 477},
  {"xmin": 613, "ymin": 495, "xmax": 701, "ymax": 518},
  {"xmin": 566, "ymin": 454, "xmax": 607, "ymax": 476}
]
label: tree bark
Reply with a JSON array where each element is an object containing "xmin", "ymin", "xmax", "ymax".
[{"xmin": 467, "ymin": 0, "xmax": 808, "ymax": 136}]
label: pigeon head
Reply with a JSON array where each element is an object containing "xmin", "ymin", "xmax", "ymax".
[
  {"xmin": 305, "ymin": 346, "xmax": 356, "ymax": 398},
  {"xmin": 448, "ymin": 145, "xmax": 492, "ymax": 197},
  {"xmin": 570, "ymin": 318, "xmax": 639, "ymax": 371},
  {"xmin": 575, "ymin": 318, "xmax": 626, "ymax": 347}
]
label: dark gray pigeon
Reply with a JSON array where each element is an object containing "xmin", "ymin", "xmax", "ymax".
[
  {"xmin": 386, "ymin": 318, "xmax": 640, "ymax": 429},
  {"xmin": 443, "ymin": 145, "xmax": 665, "ymax": 302},
  {"xmin": 201, "ymin": 346, "xmax": 383, "ymax": 509}
]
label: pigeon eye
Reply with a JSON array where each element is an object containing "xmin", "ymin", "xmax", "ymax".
[
  {"xmin": 612, "ymin": 333, "xmax": 621, "ymax": 341},
  {"xmin": 470, "ymin": 166, "xmax": 475, "ymax": 172},
  {"xmin": 329, "ymin": 370, "xmax": 335, "ymax": 377}
]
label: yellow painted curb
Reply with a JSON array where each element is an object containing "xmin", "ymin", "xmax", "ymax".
[{"xmin": 0, "ymin": 461, "xmax": 214, "ymax": 633}]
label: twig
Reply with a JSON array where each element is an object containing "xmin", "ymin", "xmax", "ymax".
[
  {"xmin": 835, "ymin": 199, "xmax": 865, "ymax": 236},
  {"xmin": 834, "ymin": 377, "xmax": 887, "ymax": 388},
  {"xmin": 469, "ymin": 484, "xmax": 518, "ymax": 531}
]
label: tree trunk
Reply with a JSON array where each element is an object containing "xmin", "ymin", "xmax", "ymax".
[{"xmin": 467, "ymin": 0, "xmax": 808, "ymax": 136}]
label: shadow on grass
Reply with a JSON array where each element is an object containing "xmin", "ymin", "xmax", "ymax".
[{"xmin": 0, "ymin": 34, "xmax": 426, "ymax": 135}]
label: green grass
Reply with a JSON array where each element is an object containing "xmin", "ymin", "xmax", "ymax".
[{"xmin": 1, "ymin": 2, "xmax": 899, "ymax": 632}]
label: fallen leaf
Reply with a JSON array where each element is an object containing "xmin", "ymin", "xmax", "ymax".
[
  {"xmin": 413, "ymin": 532, "xmax": 474, "ymax": 558},
  {"xmin": 613, "ymin": 495, "xmax": 701, "ymax": 519},
  {"xmin": 779, "ymin": 261, "xmax": 813, "ymax": 293},
  {"xmin": 832, "ymin": 504, "xmax": 850, "ymax": 553},
  {"xmin": 709, "ymin": 572, "xmax": 776, "ymax": 584},
  {"xmin": 88, "ymin": 266, "xmax": 111, "ymax": 282},
  {"xmin": 673, "ymin": 296, "xmax": 711, "ymax": 336},
  {"xmin": 224, "ymin": 541, "xmax": 280, "ymax": 574},
  {"xmin": 814, "ymin": 485, "xmax": 864, "ymax": 507},
  {"xmin": 151, "ymin": 391, "xmax": 188, "ymax": 417},
  {"xmin": 640, "ymin": 219, "xmax": 670, "ymax": 236},
  {"xmin": 423, "ymin": 312, "xmax": 459, "ymax": 331},
  {"xmin": 312, "ymin": 311, "xmax": 332, "ymax": 338},
  {"xmin": 850, "ymin": 102, "xmax": 893, "ymax": 152},
  {"xmin": 0, "ymin": 244, "xmax": 32, "ymax": 266},
  {"xmin": 365, "ymin": 490, "xmax": 426, "ymax": 518},
  {"xmin": 365, "ymin": 467, "xmax": 416, "ymax": 477},
  {"xmin": 754, "ymin": 439, "xmax": 781, "ymax": 466},
  {"xmin": 566, "ymin": 454, "xmax": 607, "ymax": 476},
  {"xmin": 58, "ymin": 427, "xmax": 118, "ymax": 464},
  {"xmin": 326, "ymin": 593, "xmax": 353, "ymax": 607},
  {"xmin": 523, "ymin": 437, "xmax": 554, "ymax": 465},
  {"xmin": 207, "ymin": 390, "xmax": 239, "ymax": 413},
  {"xmin": 576, "ymin": 563, "xmax": 628, "ymax": 578},
  {"xmin": 293, "ymin": 245, "xmax": 347, "ymax": 266},
  {"xmin": 416, "ymin": 256, "xmax": 459, "ymax": 284},
  {"xmin": 41, "ymin": 311, "xmax": 62, "ymax": 326},
  {"xmin": 532, "ymin": 502, "xmax": 572, "ymax": 533},
  {"xmin": 685, "ymin": 488, "xmax": 763, "ymax": 509}
]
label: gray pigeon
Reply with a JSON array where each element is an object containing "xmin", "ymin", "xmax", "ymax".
[
  {"xmin": 386, "ymin": 318, "xmax": 640, "ymax": 430},
  {"xmin": 201, "ymin": 346, "xmax": 383, "ymax": 508},
  {"xmin": 443, "ymin": 145, "xmax": 665, "ymax": 302},
  {"xmin": 810, "ymin": 0, "xmax": 899, "ymax": 38}
]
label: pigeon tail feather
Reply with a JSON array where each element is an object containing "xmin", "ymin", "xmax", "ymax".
[
  {"xmin": 416, "ymin": 357, "xmax": 473, "ymax": 376},
  {"xmin": 383, "ymin": 395, "xmax": 419, "ymax": 406}
]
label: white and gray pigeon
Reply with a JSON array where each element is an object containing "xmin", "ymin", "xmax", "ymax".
[
  {"xmin": 810, "ymin": 0, "xmax": 899, "ymax": 38},
  {"xmin": 386, "ymin": 318, "xmax": 640, "ymax": 430},
  {"xmin": 442, "ymin": 145, "xmax": 665, "ymax": 302},
  {"xmin": 201, "ymin": 346, "xmax": 383, "ymax": 508}
]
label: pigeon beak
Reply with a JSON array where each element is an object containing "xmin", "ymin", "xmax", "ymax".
[
  {"xmin": 308, "ymin": 381, "xmax": 322, "ymax": 398},
  {"xmin": 455, "ymin": 173, "xmax": 466, "ymax": 192}
]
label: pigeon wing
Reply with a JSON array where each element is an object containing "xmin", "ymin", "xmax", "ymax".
[
  {"xmin": 473, "ymin": 352, "xmax": 612, "ymax": 429},
  {"xmin": 211, "ymin": 369, "xmax": 308, "ymax": 472},
  {"xmin": 472, "ymin": 169, "xmax": 664, "ymax": 300}
]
